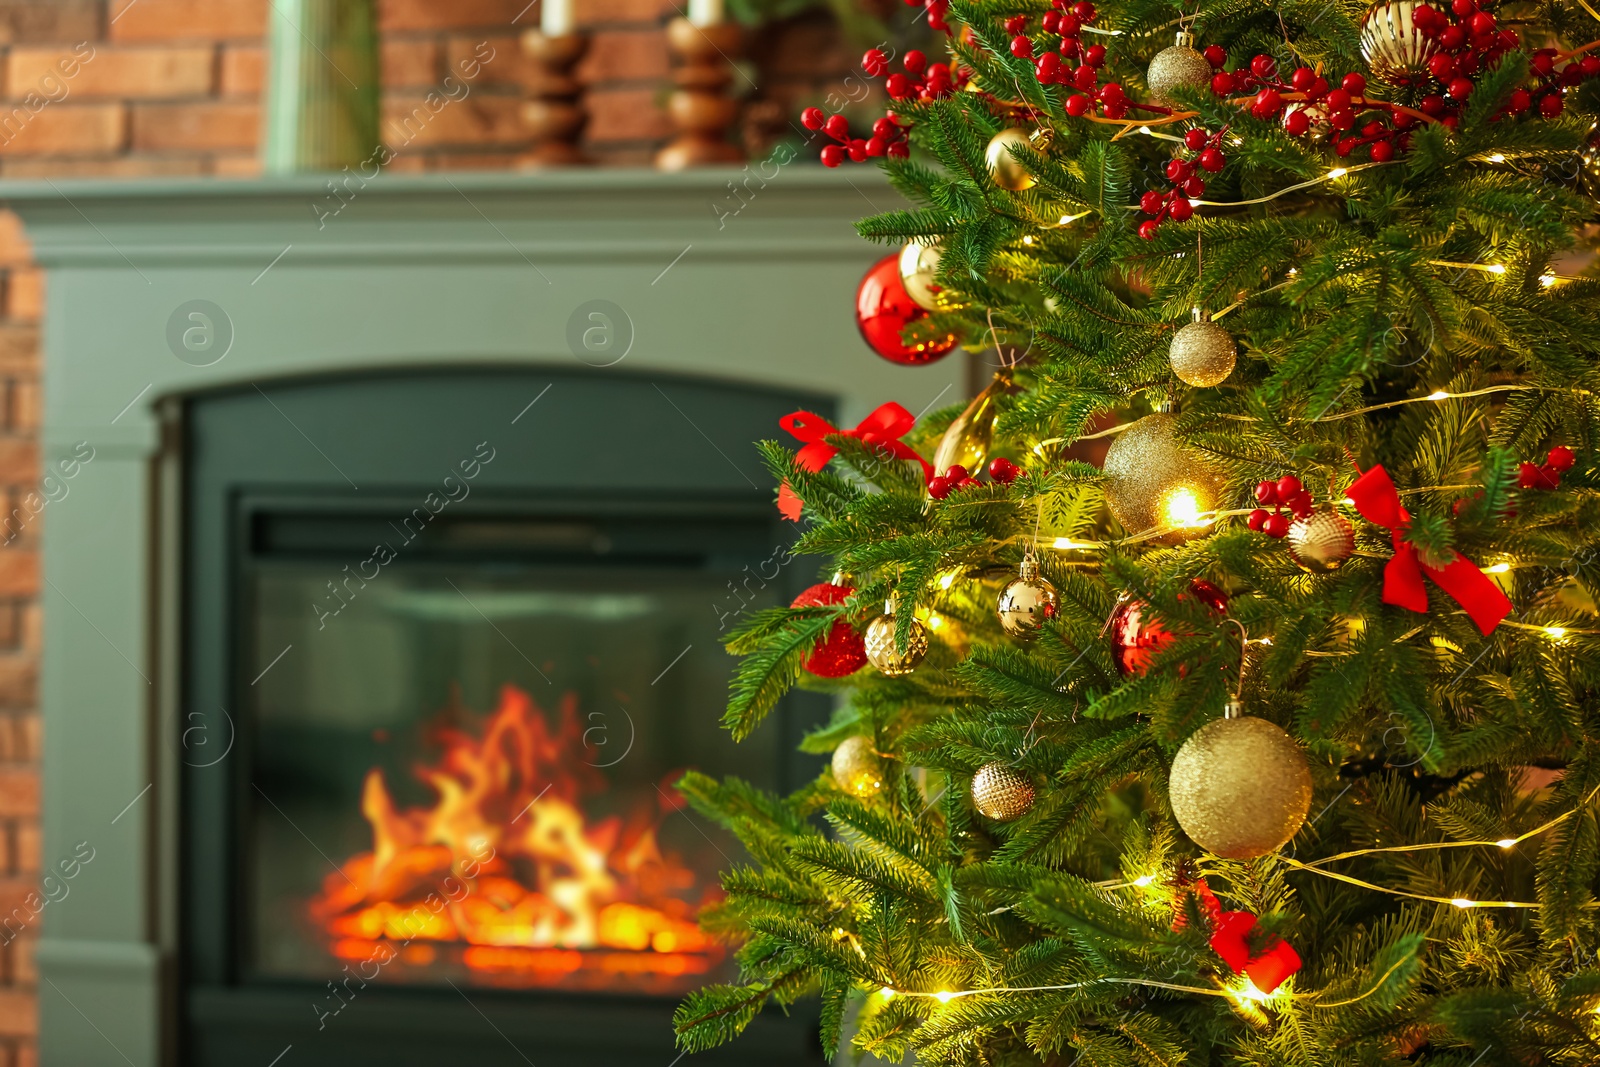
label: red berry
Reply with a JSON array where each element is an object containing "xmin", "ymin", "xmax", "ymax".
[
  {"xmin": 864, "ymin": 136, "xmax": 886, "ymax": 157},
  {"xmin": 1532, "ymin": 51, "xmax": 1556, "ymax": 76},
  {"xmin": 823, "ymin": 113, "xmax": 849, "ymax": 139},
  {"xmin": 1251, "ymin": 87, "xmax": 1283, "ymax": 119},
  {"xmin": 1042, "ymin": 10, "xmax": 1061, "ymax": 32},
  {"xmin": 1451, "ymin": 0, "xmax": 1475, "ymax": 16},
  {"xmin": 1085, "ymin": 44, "xmax": 1106, "ymax": 66},
  {"xmin": 1540, "ymin": 92, "xmax": 1564, "ymax": 117},
  {"xmin": 1183, "ymin": 176, "xmax": 1205, "ymax": 197},
  {"xmin": 886, "ymin": 141, "xmax": 909, "ymax": 159},
  {"xmin": 1326, "ymin": 88, "xmax": 1353, "ymax": 111},
  {"xmin": 1098, "ymin": 81, "xmax": 1125, "ymax": 103},
  {"xmin": 1291, "ymin": 67, "xmax": 1316, "ymax": 91},
  {"xmin": 927, "ymin": 476, "xmax": 952, "ymax": 499},
  {"xmin": 847, "ymin": 138, "xmax": 868, "ymax": 162},
  {"xmin": 1308, "ymin": 76, "xmax": 1330, "ymax": 100},
  {"xmin": 1138, "ymin": 219, "xmax": 1160, "ymax": 240},
  {"xmin": 1469, "ymin": 11, "xmax": 1494, "ymax": 35},
  {"xmin": 1004, "ymin": 15, "xmax": 1028, "ymax": 34},
  {"xmin": 863, "ymin": 49, "xmax": 888, "ymax": 76},
  {"xmin": 1166, "ymin": 158, "xmax": 1193, "ymax": 182},
  {"xmin": 1286, "ymin": 490, "xmax": 1314, "ymax": 517},
  {"xmin": 1169, "ymin": 197, "xmax": 1193, "ymax": 221},
  {"xmin": 1204, "ymin": 44, "xmax": 1226, "ymax": 68},
  {"xmin": 1074, "ymin": 64, "xmax": 1098, "ymax": 88},
  {"xmin": 1583, "ymin": 56, "xmax": 1600, "ymax": 78},
  {"xmin": 1440, "ymin": 24, "xmax": 1466, "ymax": 50},
  {"xmin": 886, "ymin": 73, "xmax": 912, "ymax": 99},
  {"xmin": 1370, "ymin": 139, "xmax": 1395, "ymax": 162},
  {"xmin": 1508, "ymin": 88, "xmax": 1531, "ymax": 112},
  {"xmin": 1284, "ymin": 108, "xmax": 1311, "ymax": 136},
  {"xmin": 1342, "ymin": 72, "xmax": 1367, "ymax": 96},
  {"xmin": 1211, "ymin": 71, "xmax": 1236, "ymax": 95},
  {"xmin": 1255, "ymin": 480, "xmax": 1280, "ymax": 505},
  {"xmin": 1198, "ymin": 147, "xmax": 1226, "ymax": 172},
  {"xmin": 1184, "ymin": 127, "xmax": 1208, "ymax": 150},
  {"xmin": 904, "ymin": 49, "xmax": 927, "ymax": 73},
  {"xmin": 820, "ymin": 144, "xmax": 844, "ymax": 167},
  {"xmin": 1066, "ymin": 93, "xmax": 1091, "ymax": 116},
  {"xmin": 1072, "ymin": 1, "xmax": 1095, "ymax": 19},
  {"xmin": 1275, "ymin": 475, "xmax": 1303, "ymax": 499},
  {"xmin": 1140, "ymin": 190, "xmax": 1164, "ymax": 214},
  {"xmin": 1428, "ymin": 53, "xmax": 1455, "ymax": 81},
  {"xmin": 801, "ymin": 107, "xmax": 825, "ymax": 130},
  {"xmin": 1420, "ymin": 94, "xmax": 1447, "ymax": 116},
  {"xmin": 1036, "ymin": 53, "xmax": 1062, "ymax": 80},
  {"xmin": 1547, "ymin": 445, "xmax": 1577, "ymax": 472},
  {"xmin": 1011, "ymin": 35, "xmax": 1034, "ymax": 59},
  {"xmin": 1247, "ymin": 508, "xmax": 1270, "ymax": 531},
  {"xmin": 1250, "ymin": 54, "xmax": 1276, "ymax": 78},
  {"xmin": 1263, "ymin": 512, "xmax": 1291, "ymax": 538},
  {"xmin": 1335, "ymin": 136, "xmax": 1356, "ymax": 157},
  {"xmin": 1330, "ymin": 107, "xmax": 1356, "ymax": 130},
  {"xmin": 989, "ymin": 457, "xmax": 1021, "ymax": 483}
]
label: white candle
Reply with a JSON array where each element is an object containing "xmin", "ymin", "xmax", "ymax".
[
  {"xmin": 688, "ymin": 0, "xmax": 723, "ymax": 26},
  {"xmin": 541, "ymin": 0, "xmax": 573, "ymax": 36}
]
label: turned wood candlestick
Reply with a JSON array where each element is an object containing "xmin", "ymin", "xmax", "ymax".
[
  {"xmin": 655, "ymin": 18, "xmax": 744, "ymax": 170},
  {"xmin": 521, "ymin": 30, "xmax": 590, "ymax": 167}
]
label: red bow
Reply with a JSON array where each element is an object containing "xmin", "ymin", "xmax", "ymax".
[
  {"xmin": 1346, "ymin": 464, "xmax": 1510, "ymax": 636},
  {"xmin": 1209, "ymin": 911, "xmax": 1301, "ymax": 995},
  {"xmin": 776, "ymin": 403, "xmax": 933, "ymax": 521}
]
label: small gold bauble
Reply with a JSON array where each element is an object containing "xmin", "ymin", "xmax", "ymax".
[
  {"xmin": 972, "ymin": 761, "xmax": 1035, "ymax": 821},
  {"xmin": 898, "ymin": 240, "xmax": 953, "ymax": 312},
  {"xmin": 1579, "ymin": 121, "xmax": 1600, "ymax": 205},
  {"xmin": 832, "ymin": 735, "xmax": 883, "ymax": 797},
  {"xmin": 1283, "ymin": 101, "xmax": 1330, "ymax": 143},
  {"xmin": 864, "ymin": 599, "xmax": 929, "ymax": 676},
  {"xmin": 1359, "ymin": 1, "xmax": 1438, "ymax": 85},
  {"xmin": 933, "ymin": 370, "xmax": 1009, "ymax": 479},
  {"xmin": 1168, "ymin": 712, "xmax": 1313, "ymax": 859},
  {"xmin": 1101, "ymin": 412, "xmax": 1221, "ymax": 539},
  {"xmin": 985, "ymin": 127, "xmax": 1038, "ymax": 192},
  {"xmin": 1288, "ymin": 509, "xmax": 1356, "ymax": 572},
  {"xmin": 997, "ymin": 557, "xmax": 1058, "ymax": 638},
  {"xmin": 1146, "ymin": 33, "xmax": 1213, "ymax": 107},
  {"xmin": 1168, "ymin": 318, "xmax": 1237, "ymax": 388}
]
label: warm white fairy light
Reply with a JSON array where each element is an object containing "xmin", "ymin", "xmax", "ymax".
[
  {"xmin": 1451, "ymin": 898, "xmax": 1474, "ymax": 909},
  {"xmin": 1051, "ymin": 536, "xmax": 1095, "ymax": 549},
  {"xmin": 1496, "ymin": 838, "xmax": 1517, "ymax": 849},
  {"xmin": 1485, "ymin": 562, "xmax": 1511, "ymax": 574},
  {"xmin": 1326, "ymin": 167, "xmax": 1348, "ymax": 179},
  {"xmin": 939, "ymin": 572, "xmax": 957, "ymax": 590},
  {"xmin": 1132, "ymin": 874, "xmax": 1155, "ymax": 887},
  {"xmin": 1541, "ymin": 273, "xmax": 1558, "ymax": 287},
  {"xmin": 1488, "ymin": 153, "xmax": 1506, "ymax": 162},
  {"xmin": 1022, "ymin": 235, "xmax": 1035, "ymax": 245},
  {"xmin": 934, "ymin": 991, "xmax": 957, "ymax": 1004},
  {"xmin": 880, "ymin": 987, "xmax": 897, "ymax": 1001},
  {"xmin": 1545, "ymin": 626, "xmax": 1568, "ymax": 639},
  {"xmin": 1427, "ymin": 390, "xmax": 1450, "ymax": 400},
  {"xmin": 1486, "ymin": 263, "xmax": 1507, "ymax": 275}
]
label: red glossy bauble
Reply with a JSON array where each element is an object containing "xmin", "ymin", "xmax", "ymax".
[
  {"xmin": 855, "ymin": 253, "xmax": 957, "ymax": 365},
  {"xmin": 792, "ymin": 582, "xmax": 868, "ymax": 677},
  {"xmin": 1109, "ymin": 578, "xmax": 1229, "ymax": 676}
]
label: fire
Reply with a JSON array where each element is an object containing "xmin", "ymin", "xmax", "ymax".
[{"xmin": 309, "ymin": 684, "xmax": 721, "ymax": 990}]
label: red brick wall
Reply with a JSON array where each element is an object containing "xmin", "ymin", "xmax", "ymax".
[{"xmin": 0, "ymin": 1, "xmax": 855, "ymax": 1062}]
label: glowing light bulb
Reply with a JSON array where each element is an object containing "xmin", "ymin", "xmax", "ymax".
[
  {"xmin": 1451, "ymin": 898, "xmax": 1474, "ymax": 909},
  {"xmin": 1496, "ymin": 838, "xmax": 1517, "ymax": 849},
  {"xmin": 1486, "ymin": 263, "xmax": 1506, "ymax": 275},
  {"xmin": 1139, "ymin": 125, "xmax": 1152, "ymax": 134},
  {"xmin": 1427, "ymin": 390, "xmax": 1450, "ymax": 400},
  {"xmin": 1488, "ymin": 153, "xmax": 1505, "ymax": 162},
  {"xmin": 926, "ymin": 613, "xmax": 944, "ymax": 631},
  {"xmin": 881, "ymin": 987, "xmax": 896, "ymax": 1001},
  {"xmin": 1236, "ymin": 978, "xmax": 1272, "ymax": 1003},
  {"xmin": 1162, "ymin": 486, "xmax": 1209, "ymax": 529},
  {"xmin": 934, "ymin": 991, "xmax": 957, "ymax": 1004},
  {"xmin": 1485, "ymin": 562, "xmax": 1510, "ymax": 574},
  {"xmin": 1540, "ymin": 273, "xmax": 1557, "ymax": 288},
  {"xmin": 1326, "ymin": 167, "xmax": 1348, "ymax": 179},
  {"xmin": 1052, "ymin": 537, "xmax": 1091, "ymax": 549},
  {"xmin": 1132, "ymin": 874, "xmax": 1155, "ymax": 887},
  {"xmin": 1022, "ymin": 235, "xmax": 1035, "ymax": 245},
  {"xmin": 939, "ymin": 572, "xmax": 956, "ymax": 590},
  {"xmin": 1544, "ymin": 626, "xmax": 1568, "ymax": 640},
  {"xmin": 1286, "ymin": 267, "xmax": 1298, "ymax": 277}
]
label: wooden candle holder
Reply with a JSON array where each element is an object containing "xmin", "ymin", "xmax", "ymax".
[
  {"xmin": 655, "ymin": 18, "xmax": 744, "ymax": 170},
  {"xmin": 521, "ymin": 30, "xmax": 590, "ymax": 167}
]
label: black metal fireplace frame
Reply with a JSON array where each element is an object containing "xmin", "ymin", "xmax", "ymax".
[{"xmin": 179, "ymin": 367, "xmax": 831, "ymax": 1066}]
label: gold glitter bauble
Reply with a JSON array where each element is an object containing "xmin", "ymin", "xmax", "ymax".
[
  {"xmin": 985, "ymin": 128, "xmax": 1038, "ymax": 191},
  {"xmin": 933, "ymin": 370, "xmax": 1010, "ymax": 479},
  {"xmin": 1168, "ymin": 713, "xmax": 1312, "ymax": 859},
  {"xmin": 1101, "ymin": 413, "xmax": 1221, "ymax": 540},
  {"xmin": 996, "ymin": 557, "xmax": 1058, "ymax": 638},
  {"xmin": 899, "ymin": 240, "xmax": 954, "ymax": 312},
  {"xmin": 1579, "ymin": 121, "xmax": 1600, "ymax": 204},
  {"xmin": 972, "ymin": 761, "xmax": 1035, "ymax": 821},
  {"xmin": 1360, "ymin": 1, "xmax": 1438, "ymax": 85},
  {"xmin": 1146, "ymin": 33, "xmax": 1213, "ymax": 107},
  {"xmin": 1168, "ymin": 319, "xmax": 1237, "ymax": 388},
  {"xmin": 864, "ymin": 601, "xmax": 928, "ymax": 676},
  {"xmin": 1288, "ymin": 509, "xmax": 1355, "ymax": 572},
  {"xmin": 832, "ymin": 735, "xmax": 883, "ymax": 797}
]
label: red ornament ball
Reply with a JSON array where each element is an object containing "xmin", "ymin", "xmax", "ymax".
[
  {"xmin": 791, "ymin": 582, "xmax": 868, "ymax": 677},
  {"xmin": 1110, "ymin": 579, "xmax": 1229, "ymax": 676},
  {"xmin": 855, "ymin": 253, "xmax": 957, "ymax": 365}
]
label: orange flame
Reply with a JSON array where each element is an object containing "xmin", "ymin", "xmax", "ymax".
[{"xmin": 310, "ymin": 685, "xmax": 720, "ymax": 989}]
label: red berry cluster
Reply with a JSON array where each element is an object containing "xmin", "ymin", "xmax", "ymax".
[
  {"xmin": 1247, "ymin": 475, "xmax": 1313, "ymax": 538},
  {"xmin": 1519, "ymin": 445, "xmax": 1576, "ymax": 489},
  {"xmin": 802, "ymin": 107, "xmax": 911, "ymax": 167},
  {"xmin": 1137, "ymin": 125, "xmax": 1227, "ymax": 238},
  {"xmin": 799, "ymin": 48, "xmax": 966, "ymax": 167},
  {"xmin": 865, "ymin": 47, "xmax": 960, "ymax": 103},
  {"xmin": 928, "ymin": 457, "xmax": 1021, "ymax": 498},
  {"xmin": 1524, "ymin": 47, "xmax": 1600, "ymax": 118},
  {"xmin": 1212, "ymin": 56, "xmax": 1407, "ymax": 160},
  {"xmin": 901, "ymin": 0, "xmax": 952, "ymax": 34},
  {"xmin": 1006, "ymin": 3, "xmax": 1109, "ymax": 91},
  {"xmin": 1409, "ymin": 0, "xmax": 1525, "ymax": 120}
]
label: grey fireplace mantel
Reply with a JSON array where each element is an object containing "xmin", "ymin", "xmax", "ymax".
[{"xmin": 1, "ymin": 168, "xmax": 964, "ymax": 1066}]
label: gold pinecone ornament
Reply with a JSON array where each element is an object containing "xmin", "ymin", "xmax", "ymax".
[
  {"xmin": 996, "ymin": 555, "xmax": 1058, "ymax": 638},
  {"xmin": 1101, "ymin": 412, "xmax": 1221, "ymax": 539},
  {"xmin": 1288, "ymin": 508, "xmax": 1356, "ymax": 572},
  {"xmin": 972, "ymin": 761, "xmax": 1035, "ymax": 820},
  {"xmin": 933, "ymin": 370, "xmax": 1010, "ymax": 478},
  {"xmin": 1146, "ymin": 31, "xmax": 1213, "ymax": 106},
  {"xmin": 832, "ymin": 735, "xmax": 883, "ymax": 797},
  {"xmin": 1168, "ymin": 705, "xmax": 1313, "ymax": 858},
  {"xmin": 985, "ymin": 127, "xmax": 1042, "ymax": 191},
  {"xmin": 1168, "ymin": 315, "xmax": 1237, "ymax": 388},
  {"xmin": 1360, "ymin": 1, "xmax": 1439, "ymax": 85},
  {"xmin": 864, "ymin": 597, "xmax": 929, "ymax": 676}
]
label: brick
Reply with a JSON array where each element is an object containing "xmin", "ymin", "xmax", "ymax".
[
  {"xmin": 7, "ymin": 381, "xmax": 34, "ymax": 434},
  {"xmin": 0, "ymin": 771, "xmax": 34, "ymax": 819},
  {"xmin": 584, "ymin": 87, "xmax": 668, "ymax": 143},
  {"xmin": 0, "ymin": 555, "xmax": 32, "ymax": 600},
  {"xmin": 427, "ymin": 149, "xmax": 527, "ymax": 169},
  {"xmin": 580, "ymin": 0, "xmax": 675, "ymax": 24},
  {"xmin": 378, "ymin": 0, "xmax": 534, "ymax": 32},
  {"xmin": 574, "ymin": 29, "xmax": 668, "ymax": 84},
  {"xmin": 2, "ymin": 271, "xmax": 38, "ymax": 324},
  {"xmin": 130, "ymin": 101, "xmax": 257, "ymax": 150},
  {"xmin": 0, "ymin": 215, "xmax": 29, "ymax": 269},
  {"xmin": 13, "ymin": 822, "xmax": 34, "ymax": 876},
  {"xmin": 0, "ymin": 104, "xmax": 124, "ymax": 156},
  {"xmin": 210, "ymin": 154, "xmax": 261, "ymax": 178},
  {"xmin": 382, "ymin": 95, "xmax": 523, "ymax": 149},
  {"xmin": 0, "ymin": 1, "xmax": 100, "ymax": 46},
  {"xmin": 754, "ymin": 19, "xmax": 849, "ymax": 78},
  {"xmin": 0, "ymin": 989, "xmax": 35, "ymax": 1037},
  {"xmin": 11, "ymin": 716, "xmax": 33, "ymax": 765},
  {"xmin": 110, "ymin": 0, "xmax": 267, "ymax": 42},
  {"xmin": 444, "ymin": 34, "xmax": 525, "ymax": 88},
  {"xmin": 7, "ymin": 46, "xmax": 213, "ymax": 101},
  {"xmin": 383, "ymin": 38, "xmax": 438, "ymax": 88},
  {"xmin": 12, "ymin": 932, "xmax": 35, "ymax": 984},
  {"xmin": 0, "ymin": 330, "xmax": 35, "ymax": 376},
  {"xmin": 0, "ymin": 444, "xmax": 34, "ymax": 488},
  {"xmin": 219, "ymin": 45, "xmax": 262, "ymax": 96},
  {"xmin": 17, "ymin": 1038, "xmax": 35, "ymax": 1067},
  {"xmin": 0, "ymin": 605, "xmax": 21, "ymax": 653},
  {"xmin": 0, "ymin": 657, "xmax": 31, "ymax": 710},
  {"xmin": 0, "ymin": 155, "xmax": 206, "ymax": 177}
]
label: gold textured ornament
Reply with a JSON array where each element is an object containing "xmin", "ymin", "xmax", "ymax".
[
  {"xmin": 1283, "ymin": 101, "xmax": 1330, "ymax": 143},
  {"xmin": 1288, "ymin": 508, "xmax": 1356, "ymax": 572},
  {"xmin": 985, "ymin": 127, "xmax": 1043, "ymax": 191},
  {"xmin": 1360, "ymin": 1, "xmax": 1438, "ymax": 85},
  {"xmin": 933, "ymin": 369, "xmax": 1011, "ymax": 478},
  {"xmin": 832, "ymin": 735, "xmax": 883, "ymax": 797},
  {"xmin": 1146, "ymin": 31, "xmax": 1213, "ymax": 106},
  {"xmin": 1168, "ymin": 314, "xmax": 1237, "ymax": 388},
  {"xmin": 864, "ymin": 597, "xmax": 929, "ymax": 676},
  {"xmin": 899, "ymin": 240, "xmax": 955, "ymax": 312},
  {"xmin": 997, "ymin": 555, "xmax": 1058, "ymax": 638},
  {"xmin": 1578, "ymin": 121, "xmax": 1600, "ymax": 205},
  {"xmin": 1101, "ymin": 412, "xmax": 1221, "ymax": 539},
  {"xmin": 972, "ymin": 761, "xmax": 1035, "ymax": 821},
  {"xmin": 1168, "ymin": 705, "xmax": 1312, "ymax": 858}
]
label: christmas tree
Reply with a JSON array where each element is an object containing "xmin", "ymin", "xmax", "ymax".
[{"xmin": 674, "ymin": 0, "xmax": 1600, "ymax": 1062}]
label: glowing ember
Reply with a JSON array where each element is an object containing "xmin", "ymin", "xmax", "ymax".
[{"xmin": 309, "ymin": 684, "xmax": 721, "ymax": 990}]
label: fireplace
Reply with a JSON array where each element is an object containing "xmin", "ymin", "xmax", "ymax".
[{"xmin": 4, "ymin": 169, "xmax": 964, "ymax": 1065}]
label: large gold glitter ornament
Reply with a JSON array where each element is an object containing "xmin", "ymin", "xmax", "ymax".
[
  {"xmin": 898, "ymin": 240, "xmax": 955, "ymax": 312},
  {"xmin": 832, "ymin": 735, "xmax": 883, "ymax": 797},
  {"xmin": 864, "ymin": 597, "xmax": 929, "ymax": 676},
  {"xmin": 1360, "ymin": 1, "xmax": 1438, "ymax": 85},
  {"xmin": 1168, "ymin": 316, "xmax": 1237, "ymax": 388},
  {"xmin": 1288, "ymin": 508, "xmax": 1355, "ymax": 572},
  {"xmin": 1101, "ymin": 412, "xmax": 1221, "ymax": 539},
  {"xmin": 985, "ymin": 127, "xmax": 1041, "ymax": 191},
  {"xmin": 972, "ymin": 761, "xmax": 1035, "ymax": 820},
  {"xmin": 997, "ymin": 556, "xmax": 1058, "ymax": 638},
  {"xmin": 1579, "ymin": 122, "xmax": 1600, "ymax": 205},
  {"xmin": 1168, "ymin": 707, "xmax": 1312, "ymax": 858},
  {"xmin": 933, "ymin": 370, "xmax": 1010, "ymax": 478},
  {"xmin": 1146, "ymin": 32, "xmax": 1213, "ymax": 106}
]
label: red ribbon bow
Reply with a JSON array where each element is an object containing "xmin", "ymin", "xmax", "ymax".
[
  {"xmin": 1209, "ymin": 911, "xmax": 1301, "ymax": 995},
  {"xmin": 776, "ymin": 403, "xmax": 933, "ymax": 521},
  {"xmin": 1346, "ymin": 464, "xmax": 1510, "ymax": 636}
]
